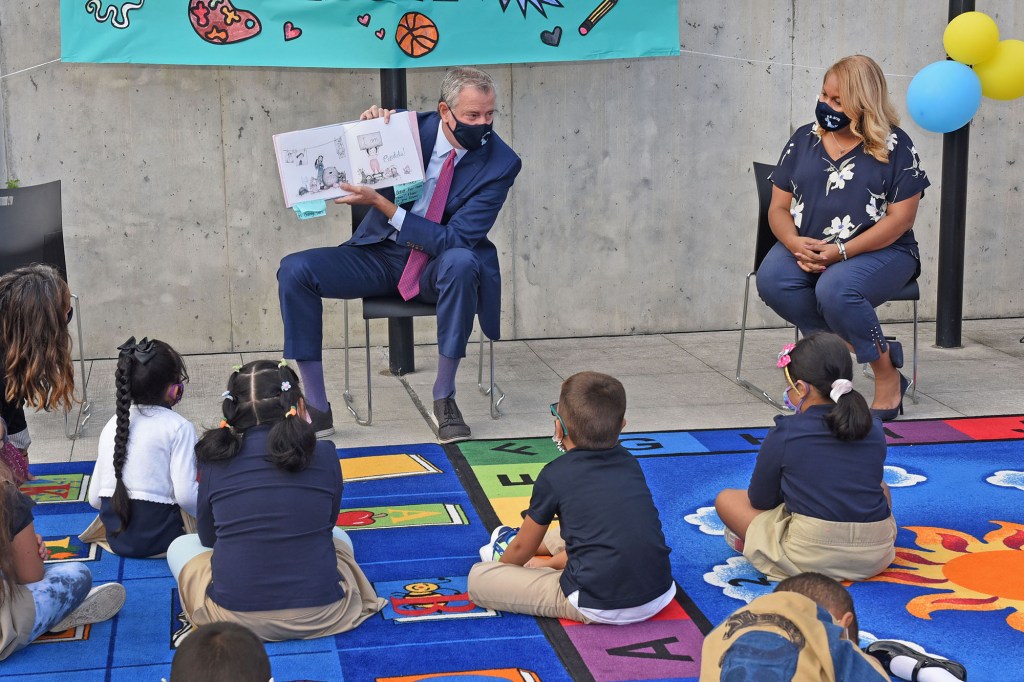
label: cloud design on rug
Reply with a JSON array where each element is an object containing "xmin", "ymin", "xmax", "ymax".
[
  {"xmin": 684, "ymin": 505, "xmax": 725, "ymax": 535},
  {"xmin": 987, "ymin": 470, "xmax": 1024, "ymax": 491},
  {"xmin": 704, "ymin": 556, "xmax": 775, "ymax": 603},
  {"xmin": 884, "ymin": 465, "xmax": 926, "ymax": 487}
]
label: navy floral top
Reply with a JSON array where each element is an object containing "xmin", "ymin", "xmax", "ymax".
[{"xmin": 771, "ymin": 123, "xmax": 930, "ymax": 253}]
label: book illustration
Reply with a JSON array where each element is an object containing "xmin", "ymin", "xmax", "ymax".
[{"xmin": 273, "ymin": 111, "xmax": 424, "ymax": 209}]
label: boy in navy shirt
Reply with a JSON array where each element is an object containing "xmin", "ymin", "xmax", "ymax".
[{"xmin": 468, "ymin": 372, "xmax": 675, "ymax": 623}]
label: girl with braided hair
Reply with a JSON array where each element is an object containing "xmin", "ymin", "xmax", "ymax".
[
  {"xmin": 81, "ymin": 337, "xmax": 197, "ymax": 558},
  {"xmin": 165, "ymin": 360, "xmax": 383, "ymax": 641}
]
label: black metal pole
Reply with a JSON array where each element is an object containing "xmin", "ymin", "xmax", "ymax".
[
  {"xmin": 934, "ymin": 0, "xmax": 974, "ymax": 348},
  {"xmin": 357, "ymin": 68, "xmax": 416, "ymax": 375}
]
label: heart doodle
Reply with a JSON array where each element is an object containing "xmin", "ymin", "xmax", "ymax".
[
  {"xmin": 357, "ymin": 13, "xmax": 370, "ymax": 26},
  {"xmin": 540, "ymin": 26, "xmax": 562, "ymax": 47},
  {"xmin": 283, "ymin": 20, "xmax": 301, "ymax": 41},
  {"xmin": 375, "ymin": 28, "xmax": 386, "ymax": 40}
]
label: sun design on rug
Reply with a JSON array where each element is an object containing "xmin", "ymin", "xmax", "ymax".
[{"xmin": 867, "ymin": 520, "xmax": 1024, "ymax": 632}]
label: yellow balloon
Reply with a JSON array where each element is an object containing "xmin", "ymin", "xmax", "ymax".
[
  {"xmin": 944, "ymin": 11, "xmax": 1000, "ymax": 65},
  {"xmin": 974, "ymin": 39, "xmax": 1024, "ymax": 100}
]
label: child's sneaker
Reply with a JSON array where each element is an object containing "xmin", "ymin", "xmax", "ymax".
[
  {"xmin": 479, "ymin": 525, "xmax": 519, "ymax": 562},
  {"xmin": 50, "ymin": 583, "xmax": 126, "ymax": 632},
  {"xmin": 724, "ymin": 528, "xmax": 744, "ymax": 553}
]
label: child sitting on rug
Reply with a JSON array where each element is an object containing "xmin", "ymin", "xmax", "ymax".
[
  {"xmin": 0, "ymin": 461, "xmax": 126, "ymax": 661},
  {"xmin": 168, "ymin": 622, "xmax": 271, "ymax": 682},
  {"xmin": 701, "ymin": 572, "xmax": 888, "ymax": 680},
  {"xmin": 165, "ymin": 361, "xmax": 384, "ymax": 641},
  {"xmin": 468, "ymin": 371, "xmax": 675, "ymax": 624},
  {"xmin": 715, "ymin": 332, "xmax": 896, "ymax": 581},
  {"xmin": 81, "ymin": 337, "xmax": 198, "ymax": 558},
  {"xmin": 702, "ymin": 572, "xmax": 967, "ymax": 682}
]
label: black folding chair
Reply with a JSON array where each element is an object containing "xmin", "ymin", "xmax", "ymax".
[
  {"xmin": 0, "ymin": 181, "xmax": 91, "ymax": 438},
  {"xmin": 341, "ymin": 205, "xmax": 503, "ymax": 426},
  {"xmin": 735, "ymin": 162, "xmax": 919, "ymax": 408}
]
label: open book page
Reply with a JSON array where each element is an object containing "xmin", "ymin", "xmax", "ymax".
[
  {"xmin": 272, "ymin": 111, "xmax": 424, "ymax": 209},
  {"xmin": 343, "ymin": 112, "xmax": 423, "ymax": 190}
]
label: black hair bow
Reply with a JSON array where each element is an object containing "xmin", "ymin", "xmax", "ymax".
[{"xmin": 117, "ymin": 336, "xmax": 157, "ymax": 365}]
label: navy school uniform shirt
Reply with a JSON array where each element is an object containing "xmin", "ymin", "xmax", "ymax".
[
  {"xmin": 197, "ymin": 427, "xmax": 343, "ymax": 612},
  {"xmin": 526, "ymin": 444, "xmax": 674, "ymax": 610},
  {"xmin": 748, "ymin": 404, "xmax": 890, "ymax": 523}
]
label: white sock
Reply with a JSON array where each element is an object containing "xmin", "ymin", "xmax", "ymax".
[{"xmin": 889, "ymin": 654, "xmax": 961, "ymax": 682}]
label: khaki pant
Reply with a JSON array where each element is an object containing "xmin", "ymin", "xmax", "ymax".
[
  {"xmin": 468, "ymin": 524, "xmax": 590, "ymax": 623},
  {"xmin": 78, "ymin": 511, "xmax": 198, "ymax": 559},
  {"xmin": 743, "ymin": 504, "xmax": 897, "ymax": 581},
  {"xmin": 176, "ymin": 538, "xmax": 385, "ymax": 641}
]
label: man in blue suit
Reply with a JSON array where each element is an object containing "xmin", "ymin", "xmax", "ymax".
[{"xmin": 278, "ymin": 67, "xmax": 522, "ymax": 443}]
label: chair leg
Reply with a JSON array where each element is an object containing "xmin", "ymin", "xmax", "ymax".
[
  {"xmin": 341, "ymin": 301, "xmax": 372, "ymax": 426},
  {"xmin": 64, "ymin": 293, "xmax": 92, "ymax": 440},
  {"xmin": 735, "ymin": 272, "xmax": 788, "ymax": 411},
  {"xmin": 910, "ymin": 301, "xmax": 919, "ymax": 404},
  {"xmin": 477, "ymin": 329, "xmax": 504, "ymax": 419}
]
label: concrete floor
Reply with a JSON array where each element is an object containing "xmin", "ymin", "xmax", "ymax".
[{"xmin": 26, "ymin": 317, "xmax": 1024, "ymax": 464}]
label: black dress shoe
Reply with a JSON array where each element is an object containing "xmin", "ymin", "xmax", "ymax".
[
  {"xmin": 870, "ymin": 373, "xmax": 909, "ymax": 422},
  {"xmin": 306, "ymin": 403, "xmax": 335, "ymax": 439},
  {"xmin": 864, "ymin": 640, "xmax": 967, "ymax": 681},
  {"xmin": 433, "ymin": 397, "xmax": 471, "ymax": 444}
]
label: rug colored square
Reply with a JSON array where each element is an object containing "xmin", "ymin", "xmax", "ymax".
[{"xmin": 8, "ymin": 416, "xmax": 1021, "ymax": 680}]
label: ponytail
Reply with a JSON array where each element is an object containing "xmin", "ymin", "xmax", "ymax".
[
  {"xmin": 788, "ymin": 333, "xmax": 874, "ymax": 441},
  {"xmin": 110, "ymin": 354, "xmax": 134, "ymax": 535},
  {"xmin": 196, "ymin": 373, "xmax": 245, "ymax": 463},
  {"xmin": 266, "ymin": 362, "xmax": 315, "ymax": 471},
  {"xmin": 825, "ymin": 387, "xmax": 873, "ymax": 441}
]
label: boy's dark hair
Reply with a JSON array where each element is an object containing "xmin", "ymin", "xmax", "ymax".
[
  {"xmin": 788, "ymin": 333, "xmax": 873, "ymax": 441},
  {"xmin": 775, "ymin": 572, "xmax": 860, "ymax": 642},
  {"xmin": 196, "ymin": 360, "xmax": 315, "ymax": 471},
  {"xmin": 170, "ymin": 622, "xmax": 270, "ymax": 682},
  {"xmin": 558, "ymin": 371, "xmax": 626, "ymax": 450},
  {"xmin": 111, "ymin": 337, "xmax": 188, "ymax": 535}
]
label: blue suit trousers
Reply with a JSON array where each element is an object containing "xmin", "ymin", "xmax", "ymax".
[{"xmin": 278, "ymin": 240, "xmax": 481, "ymax": 361}]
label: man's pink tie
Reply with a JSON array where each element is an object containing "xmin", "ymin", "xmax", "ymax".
[{"xmin": 397, "ymin": 150, "xmax": 455, "ymax": 301}]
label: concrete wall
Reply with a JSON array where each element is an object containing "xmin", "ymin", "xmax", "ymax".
[{"xmin": 1, "ymin": 1, "xmax": 1021, "ymax": 358}]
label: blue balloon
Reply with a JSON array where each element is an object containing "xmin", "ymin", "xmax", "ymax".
[{"xmin": 907, "ymin": 60, "xmax": 982, "ymax": 133}]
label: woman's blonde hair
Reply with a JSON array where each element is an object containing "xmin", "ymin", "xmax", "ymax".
[
  {"xmin": 0, "ymin": 264, "xmax": 76, "ymax": 412},
  {"xmin": 824, "ymin": 55, "xmax": 900, "ymax": 163}
]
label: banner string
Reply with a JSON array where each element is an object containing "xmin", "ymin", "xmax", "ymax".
[
  {"xmin": 0, "ymin": 52, "xmax": 914, "ymax": 83},
  {"xmin": 677, "ymin": 47, "xmax": 916, "ymax": 80},
  {"xmin": 0, "ymin": 58, "xmax": 62, "ymax": 81}
]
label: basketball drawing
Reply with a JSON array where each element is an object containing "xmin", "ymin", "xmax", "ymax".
[{"xmin": 395, "ymin": 12, "xmax": 439, "ymax": 58}]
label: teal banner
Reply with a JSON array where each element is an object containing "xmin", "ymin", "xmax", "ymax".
[{"xmin": 61, "ymin": 1, "xmax": 680, "ymax": 69}]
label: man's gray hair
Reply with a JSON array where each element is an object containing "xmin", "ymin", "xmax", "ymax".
[{"xmin": 439, "ymin": 67, "xmax": 496, "ymax": 109}]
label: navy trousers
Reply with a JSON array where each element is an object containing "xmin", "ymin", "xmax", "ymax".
[
  {"xmin": 756, "ymin": 241, "xmax": 918, "ymax": 364},
  {"xmin": 278, "ymin": 240, "xmax": 481, "ymax": 361}
]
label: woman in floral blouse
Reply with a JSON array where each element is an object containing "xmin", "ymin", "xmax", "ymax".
[{"xmin": 757, "ymin": 55, "xmax": 930, "ymax": 420}]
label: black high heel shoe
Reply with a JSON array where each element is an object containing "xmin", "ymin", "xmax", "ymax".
[
  {"xmin": 871, "ymin": 372, "xmax": 909, "ymax": 422},
  {"xmin": 887, "ymin": 339, "xmax": 904, "ymax": 369},
  {"xmin": 864, "ymin": 640, "xmax": 967, "ymax": 681}
]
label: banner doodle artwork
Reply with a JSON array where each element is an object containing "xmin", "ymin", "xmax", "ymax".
[{"xmin": 60, "ymin": 0, "xmax": 680, "ymax": 68}]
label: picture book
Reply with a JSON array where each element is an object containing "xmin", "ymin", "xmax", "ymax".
[{"xmin": 272, "ymin": 111, "xmax": 424, "ymax": 208}]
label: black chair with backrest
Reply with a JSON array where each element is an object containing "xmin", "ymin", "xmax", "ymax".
[
  {"xmin": 342, "ymin": 204, "xmax": 503, "ymax": 426},
  {"xmin": 735, "ymin": 162, "xmax": 919, "ymax": 409},
  {"xmin": 0, "ymin": 180, "xmax": 91, "ymax": 438}
]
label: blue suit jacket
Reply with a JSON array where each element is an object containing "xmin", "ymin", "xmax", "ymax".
[{"xmin": 345, "ymin": 111, "xmax": 522, "ymax": 340}]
